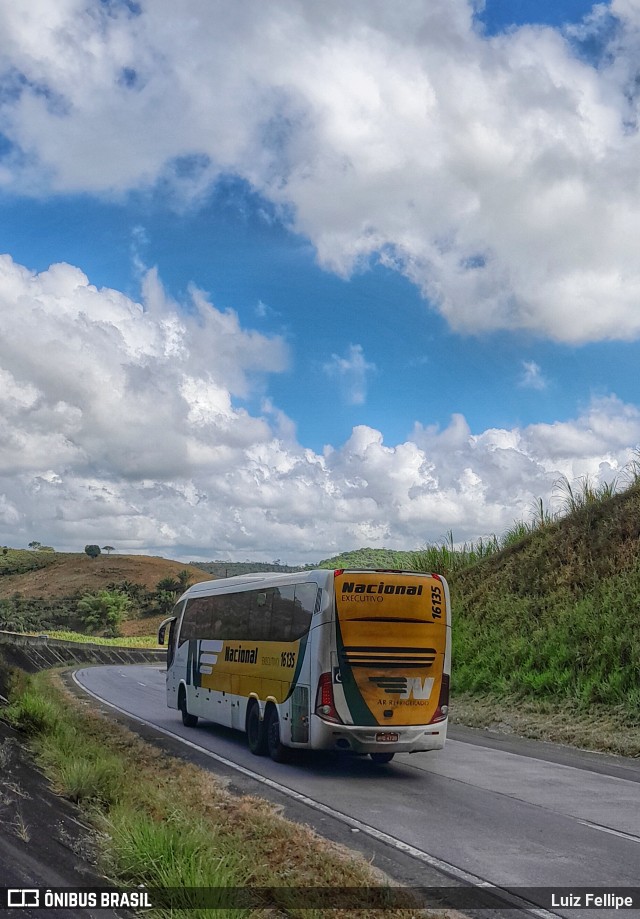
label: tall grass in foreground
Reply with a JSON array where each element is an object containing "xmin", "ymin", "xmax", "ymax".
[
  {"xmin": 6, "ymin": 672, "xmax": 428, "ymax": 919},
  {"xmin": 5, "ymin": 679, "xmax": 250, "ymax": 918}
]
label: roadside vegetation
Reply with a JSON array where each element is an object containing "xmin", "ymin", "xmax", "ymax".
[
  {"xmin": 5, "ymin": 669, "xmax": 430, "ymax": 919},
  {"xmin": 24, "ymin": 630, "xmax": 159, "ymax": 648},
  {"xmin": 448, "ymin": 483, "xmax": 640, "ymax": 720}
]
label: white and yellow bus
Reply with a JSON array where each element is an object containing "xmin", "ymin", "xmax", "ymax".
[{"xmin": 158, "ymin": 568, "xmax": 450, "ymax": 764}]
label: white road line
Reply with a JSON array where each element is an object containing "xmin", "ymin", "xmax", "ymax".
[
  {"xmin": 576, "ymin": 820, "xmax": 640, "ymax": 844},
  {"xmin": 72, "ymin": 669, "xmax": 560, "ymax": 919}
]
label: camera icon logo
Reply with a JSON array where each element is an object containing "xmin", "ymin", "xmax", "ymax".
[{"xmin": 8, "ymin": 890, "xmax": 40, "ymax": 908}]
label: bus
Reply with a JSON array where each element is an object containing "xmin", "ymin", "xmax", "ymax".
[{"xmin": 158, "ymin": 568, "xmax": 451, "ymax": 764}]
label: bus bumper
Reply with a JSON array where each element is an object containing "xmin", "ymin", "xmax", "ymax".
[{"xmin": 310, "ymin": 714, "xmax": 447, "ymax": 754}]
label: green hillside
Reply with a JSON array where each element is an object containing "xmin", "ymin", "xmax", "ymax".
[
  {"xmin": 316, "ymin": 547, "xmax": 418, "ymax": 570},
  {"xmin": 445, "ymin": 484, "xmax": 640, "ymax": 719},
  {"xmin": 0, "ymin": 547, "xmax": 59, "ymax": 578}
]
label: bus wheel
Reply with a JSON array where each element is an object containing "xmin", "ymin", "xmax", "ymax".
[
  {"xmin": 178, "ymin": 686, "xmax": 198, "ymax": 728},
  {"xmin": 265, "ymin": 707, "xmax": 291, "ymax": 763},
  {"xmin": 370, "ymin": 752, "xmax": 394, "ymax": 764},
  {"xmin": 246, "ymin": 701, "xmax": 268, "ymax": 756}
]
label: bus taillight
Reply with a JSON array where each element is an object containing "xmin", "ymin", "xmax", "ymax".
[
  {"xmin": 315, "ymin": 672, "xmax": 342, "ymax": 724},
  {"xmin": 429, "ymin": 673, "xmax": 449, "ymax": 723}
]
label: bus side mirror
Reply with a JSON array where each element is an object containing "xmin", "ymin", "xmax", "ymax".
[{"xmin": 158, "ymin": 616, "xmax": 176, "ymax": 646}]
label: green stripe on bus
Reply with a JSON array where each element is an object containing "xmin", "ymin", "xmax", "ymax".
[{"xmin": 335, "ymin": 615, "xmax": 377, "ymax": 726}]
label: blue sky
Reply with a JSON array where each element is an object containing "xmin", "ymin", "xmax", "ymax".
[{"xmin": 0, "ymin": 0, "xmax": 639, "ymax": 563}]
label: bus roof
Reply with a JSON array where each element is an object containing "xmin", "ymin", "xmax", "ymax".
[{"xmin": 183, "ymin": 567, "xmax": 441, "ymax": 599}]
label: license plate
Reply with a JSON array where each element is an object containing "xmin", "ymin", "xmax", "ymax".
[{"xmin": 375, "ymin": 732, "xmax": 399, "ymax": 743}]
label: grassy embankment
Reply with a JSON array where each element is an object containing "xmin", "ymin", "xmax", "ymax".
[
  {"xmin": 411, "ymin": 479, "xmax": 640, "ymax": 755},
  {"xmin": 5, "ymin": 669, "xmax": 430, "ymax": 919}
]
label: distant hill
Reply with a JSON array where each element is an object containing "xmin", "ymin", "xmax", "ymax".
[
  {"xmin": 0, "ymin": 551, "xmax": 213, "ymax": 600},
  {"xmin": 192, "ymin": 548, "xmax": 420, "ymax": 577},
  {"xmin": 316, "ymin": 547, "xmax": 419, "ymax": 570},
  {"xmin": 190, "ymin": 560, "xmax": 306, "ymax": 577}
]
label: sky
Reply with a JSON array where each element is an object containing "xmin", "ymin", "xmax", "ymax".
[{"xmin": 1, "ymin": 0, "xmax": 640, "ymax": 565}]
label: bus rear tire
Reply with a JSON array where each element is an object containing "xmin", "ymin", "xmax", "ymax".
[
  {"xmin": 266, "ymin": 707, "xmax": 291, "ymax": 763},
  {"xmin": 179, "ymin": 686, "xmax": 198, "ymax": 728},
  {"xmin": 370, "ymin": 752, "xmax": 394, "ymax": 764},
  {"xmin": 246, "ymin": 701, "xmax": 268, "ymax": 756}
]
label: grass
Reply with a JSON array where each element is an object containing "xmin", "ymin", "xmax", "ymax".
[
  {"xmin": 0, "ymin": 547, "xmax": 58, "ymax": 577},
  {"xmin": 450, "ymin": 692, "xmax": 640, "ymax": 757},
  {"xmin": 5, "ymin": 670, "xmax": 435, "ymax": 919},
  {"xmin": 27, "ymin": 629, "xmax": 160, "ymax": 648},
  {"xmin": 444, "ymin": 480, "xmax": 640, "ymax": 729}
]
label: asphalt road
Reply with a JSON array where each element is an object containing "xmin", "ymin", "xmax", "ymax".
[{"xmin": 74, "ymin": 664, "xmax": 640, "ymax": 918}]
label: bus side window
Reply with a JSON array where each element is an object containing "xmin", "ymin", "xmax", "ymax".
[
  {"xmin": 207, "ymin": 594, "xmax": 228, "ymax": 639},
  {"xmin": 195, "ymin": 597, "xmax": 214, "ymax": 639},
  {"xmin": 271, "ymin": 585, "xmax": 295, "ymax": 642},
  {"xmin": 167, "ymin": 618, "xmax": 177, "ymax": 667},
  {"xmin": 248, "ymin": 589, "xmax": 273, "ymax": 641},
  {"xmin": 292, "ymin": 583, "xmax": 315, "ymax": 639},
  {"xmin": 220, "ymin": 592, "xmax": 251, "ymax": 640},
  {"xmin": 180, "ymin": 600, "xmax": 196, "ymax": 644}
]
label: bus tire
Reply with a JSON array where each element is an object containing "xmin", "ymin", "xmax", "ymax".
[
  {"xmin": 178, "ymin": 686, "xmax": 198, "ymax": 728},
  {"xmin": 246, "ymin": 701, "xmax": 268, "ymax": 756},
  {"xmin": 265, "ymin": 706, "xmax": 291, "ymax": 763},
  {"xmin": 370, "ymin": 752, "xmax": 394, "ymax": 764}
]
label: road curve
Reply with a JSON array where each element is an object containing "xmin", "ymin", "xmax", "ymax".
[{"xmin": 74, "ymin": 664, "xmax": 640, "ymax": 918}]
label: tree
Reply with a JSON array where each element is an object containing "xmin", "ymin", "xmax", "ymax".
[
  {"xmin": 153, "ymin": 589, "xmax": 178, "ymax": 616},
  {"xmin": 176, "ymin": 569, "xmax": 192, "ymax": 589},
  {"xmin": 77, "ymin": 590, "xmax": 130, "ymax": 637},
  {"xmin": 156, "ymin": 576, "xmax": 182, "ymax": 594},
  {"xmin": 85, "ymin": 544, "xmax": 101, "ymax": 559},
  {"xmin": 28, "ymin": 541, "xmax": 42, "ymax": 550},
  {"xmin": 102, "ymin": 545, "xmax": 115, "ymax": 555}
]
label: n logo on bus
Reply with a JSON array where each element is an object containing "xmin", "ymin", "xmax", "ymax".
[{"xmin": 369, "ymin": 676, "xmax": 435, "ymax": 699}]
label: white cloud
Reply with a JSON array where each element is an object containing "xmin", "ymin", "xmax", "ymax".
[
  {"xmin": 0, "ymin": 254, "xmax": 287, "ymax": 482},
  {"xmin": 1, "ymin": 254, "xmax": 639, "ymax": 562},
  {"xmin": 519, "ymin": 360, "xmax": 548, "ymax": 390},
  {"xmin": 323, "ymin": 344, "xmax": 376, "ymax": 405},
  {"xmin": 3, "ymin": 2, "xmax": 640, "ymax": 342}
]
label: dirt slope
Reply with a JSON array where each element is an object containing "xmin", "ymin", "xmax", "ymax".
[{"xmin": 0, "ymin": 553, "xmax": 214, "ymax": 600}]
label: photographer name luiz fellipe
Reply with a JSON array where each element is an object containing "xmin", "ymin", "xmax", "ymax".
[{"xmin": 548, "ymin": 890, "xmax": 637, "ymax": 910}]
